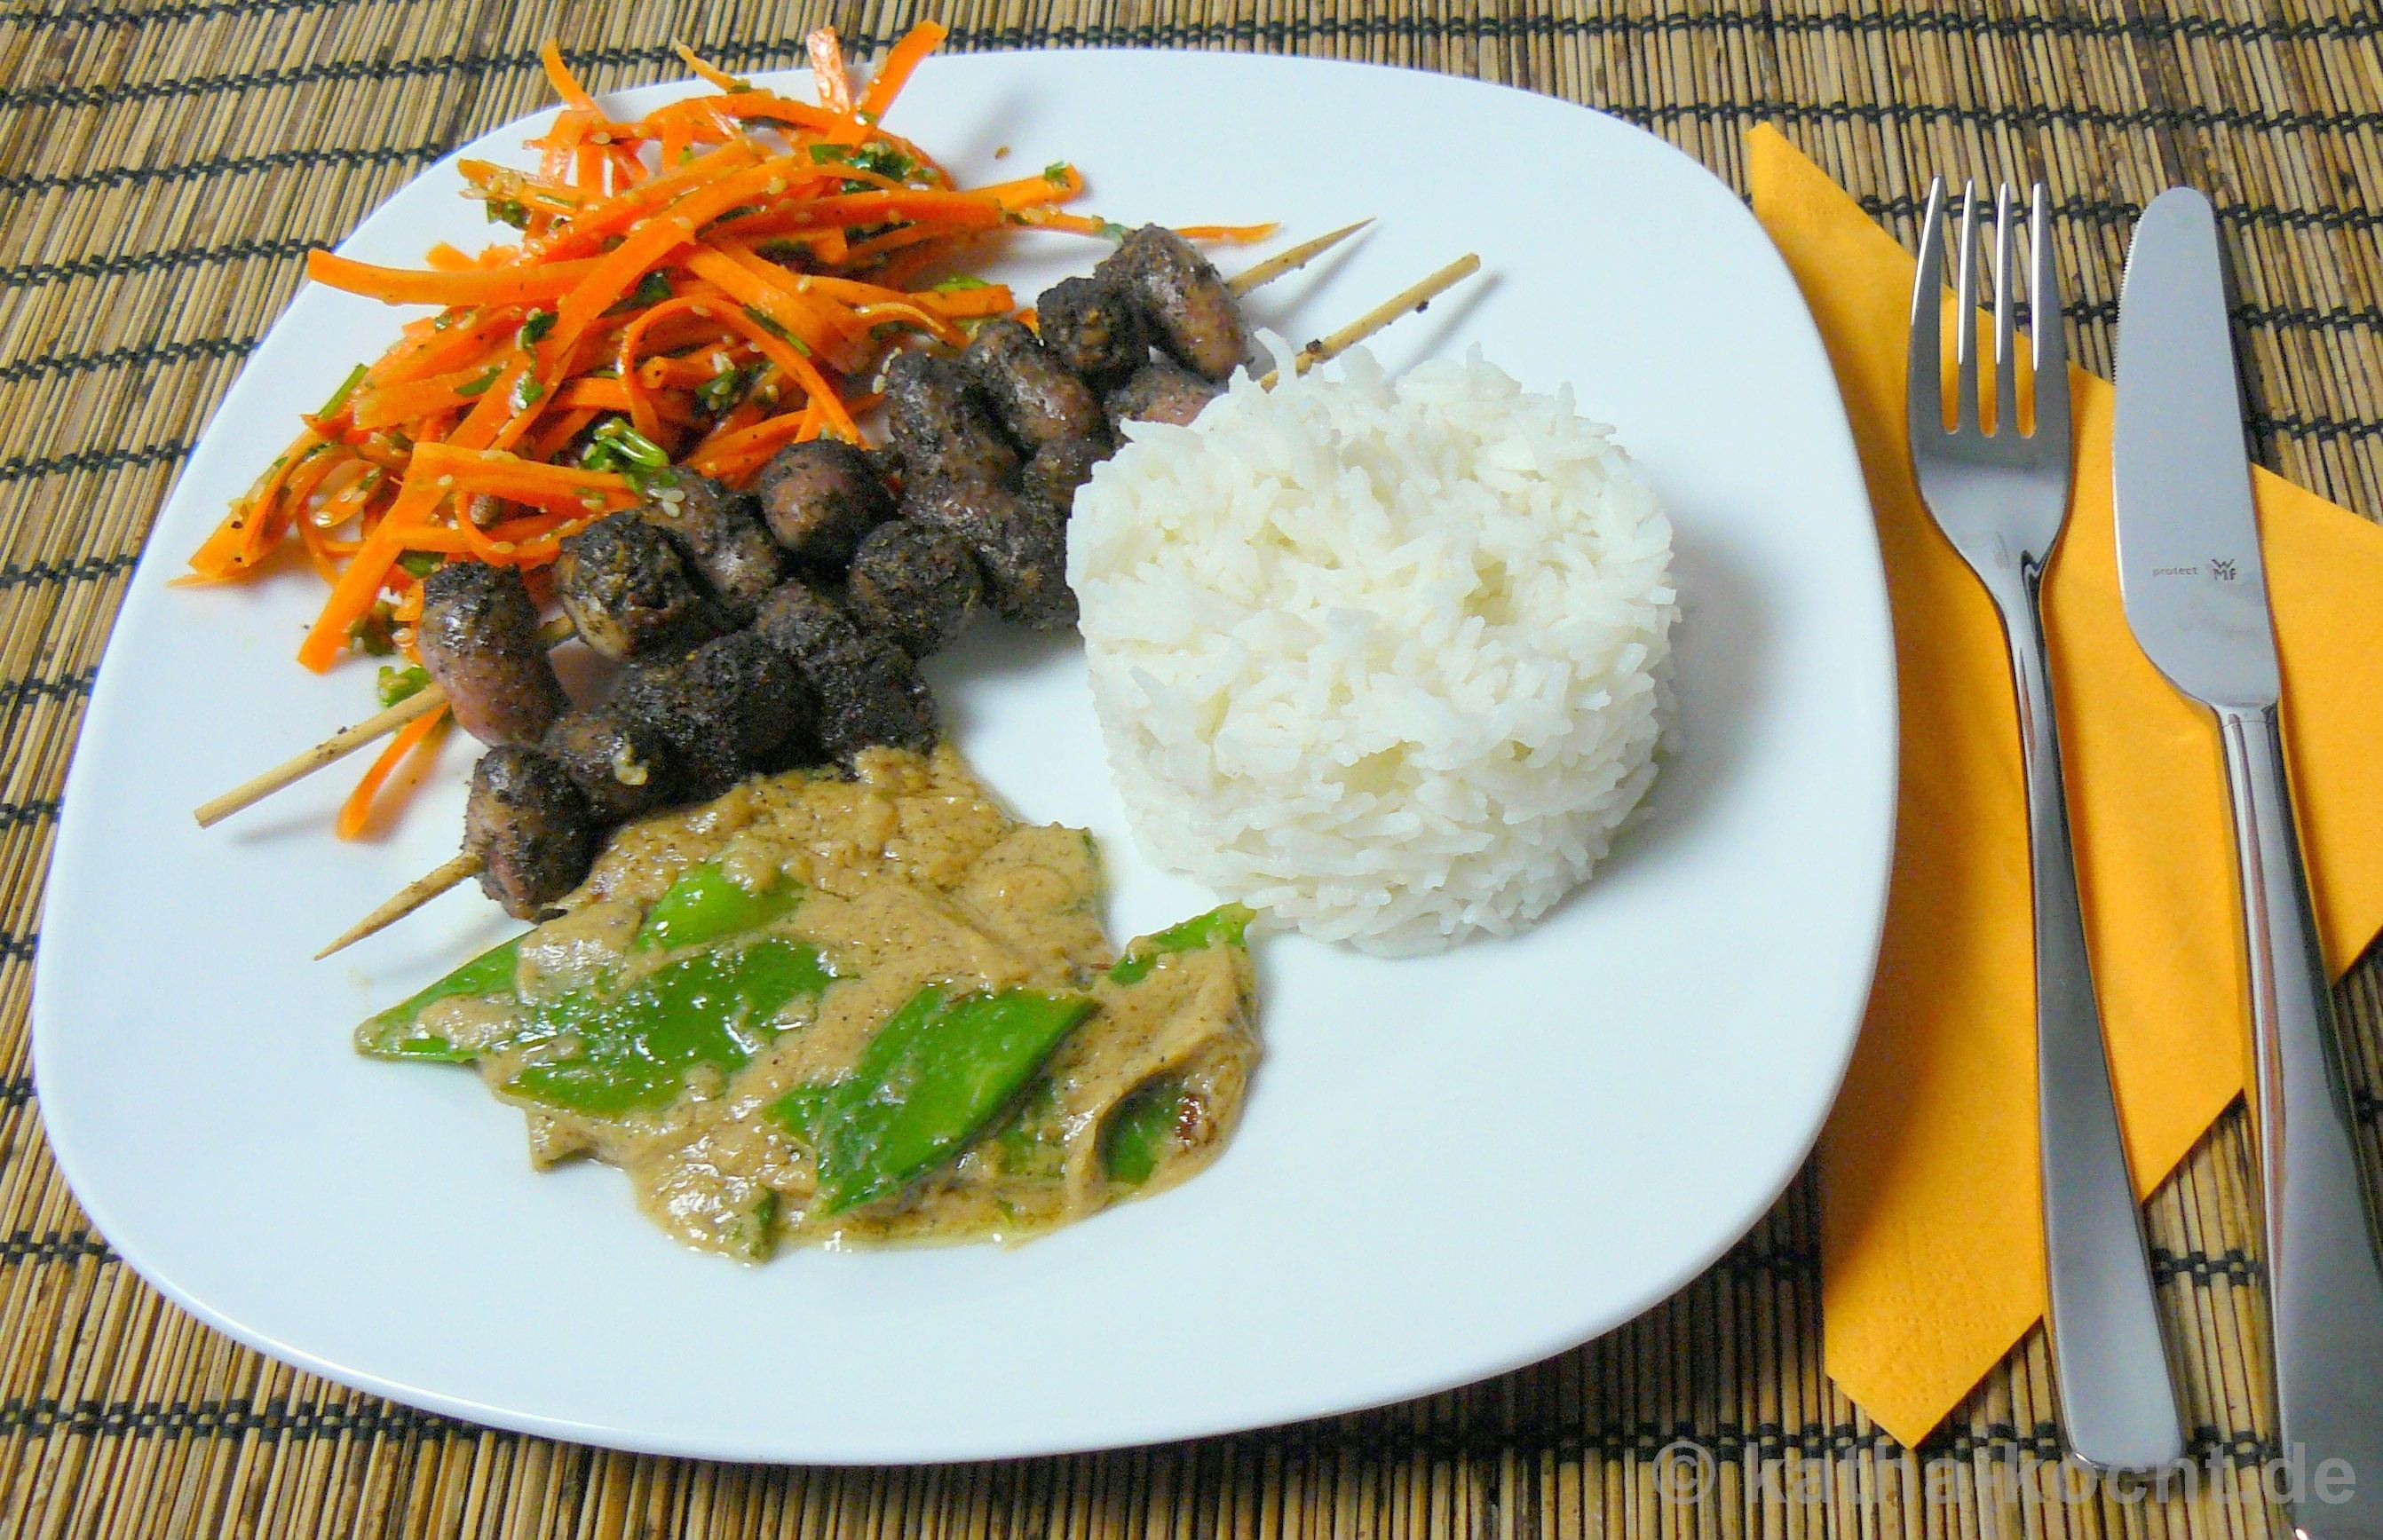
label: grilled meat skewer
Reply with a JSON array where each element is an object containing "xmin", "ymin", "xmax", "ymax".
[
  {"xmin": 414, "ymin": 562, "xmax": 570, "ymax": 747},
  {"xmin": 1104, "ymin": 225, "xmax": 1250, "ymax": 381},
  {"xmin": 1104, "ymin": 360, "xmax": 1223, "ymax": 431},
  {"xmin": 637, "ymin": 475, "xmax": 783, "ymax": 623},
  {"xmin": 755, "ymin": 438, "xmax": 899, "ymax": 566},
  {"xmin": 844, "ymin": 520, "xmax": 984, "ymax": 657},
  {"xmin": 883, "ymin": 351, "xmax": 1019, "ymax": 488},
  {"xmin": 901, "ymin": 477, "xmax": 1076, "ymax": 632},
  {"xmin": 962, "ymin": 318, "xmax": 1106, "ymax": 448},
  {"xmin": 465, "ymin": 746, "xmax": 599, "ymax": 920},
  {"xmin": 555, "ymin": 512, "xmax": 728, "ymax": 662}
]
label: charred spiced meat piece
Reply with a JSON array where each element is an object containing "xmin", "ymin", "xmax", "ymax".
[
  {"xmin": 1019, "ymin": 434, "xmax": 1111, "ymax": 512},
  {"xmin": 1104, "ymin": 225, "xmax": 1247, "ymax": 380},
  {"xmin": 962, "ymin": 317, "xmax": 1105, "ymax": 449},
  {"xmin": 882, "ymin": 350, "xmax": 1020, "ymax": 487},
  {"xmin": 540, "ymin": 703, "xmax": 681, "ymax": 824},
  {"xmin": 903, "ymin": 476, "xmax": 1076, "ymax": 631},
  {"xmin": 614, "ymin": 633, "xmax": 816, "ymax": 795},
  {"xmin": 844, "ymin": 518, "xmax": 983, "ymax": 657},
  {"xmin": 754, "ymin": 438, "xmax": 898, "ymax": 568},
  {"xmin": 637, "ymin": 474, "xmax": 783, "ymax": 622},
  {"xmin": 753, "ymin": 581, "xmax": 939, "ymax": 757},
  {"xmin": 554, "ymin": 512, "xmax": 725, "ymax": 661},
  {"xmin": 1104, "ymin": 359, "xmax": 1223, "ymax": 432},
  {"xmin": 414, "ymin": 561, "xmax": 568, "ymax": 746},
  {"xmin": 1033, "ymin": 273, "xmax": 1150, "ymax": 388},
  {"xmin": 464, "ymin": 746, "xmax": 598, "ymax": 920}
]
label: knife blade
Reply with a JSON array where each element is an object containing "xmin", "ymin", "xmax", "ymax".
[
  {"xmin": 2112, "ymin": 192, "xmax": 2276, "ymax": 712},
  {"xmin": 2115, "ymin": 187, "xmax": 2383, "ymax": 1530}
]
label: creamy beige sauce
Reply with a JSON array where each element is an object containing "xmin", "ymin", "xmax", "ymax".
[{"xmin": 424, "ymin": 746, "xmax": 1257, "ymax": 1257}]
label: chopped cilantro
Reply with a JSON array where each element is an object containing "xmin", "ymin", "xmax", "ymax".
[
  {"xmin": 485, "ymin": 198, "xmax": 531, "ymax": 229},
  {"xmin": 930, "ymin": 274, "xmax": 991, "ymax": 293},
  {"xmin": 395, "ymin": 550, "xmax": 442, "ymax": 578},
  {"xmin": 1041, "ymin": 161, "xmax": 1072, "ymax": 186},
  {"xmin": 696, "ymin": 363, "xmax": 755, "ymax": 414},
  {"xmin": 742, "ymin": 307, "xmax": 807, "ymax": 352},
  {"xmin": 508, "ymin": 372, "xmax": 544, "ymax": 412},
  {"xmin": 376, "ymin": 664, "xmax": 431, "ymax": 707},
  {"xmin": 515, "ymin": 309, "xmax": 556, "ymax": 348},
  {"xmin": 454, "ymin": 366, "xmax": 502, "ymax": 399},
  {"xmin": 580, "ymin": 416, "xmax": 671, "ymax": 473},
  {"xmin": 347, "ymin": 604, "xmax": 399, "ymax": 658},
  {"xmin": 316, "ymin": 362, "xmax": 368, "ymax": 418}
]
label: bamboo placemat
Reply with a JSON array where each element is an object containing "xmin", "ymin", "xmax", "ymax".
[{"xmin": 2, "ymin": 0, "xmax": 2380, "ymax": 1534}]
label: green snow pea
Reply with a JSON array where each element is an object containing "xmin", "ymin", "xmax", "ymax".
[
  {"xmin": 503, "ymin": 937, "xmax": 835, "ymax": 1117},
  {"xmin": 631, "ymin": 860, "xmax": 804, "ymax": 952},
  {"xmin": 354, "ymin": 936, "xmax": 523, "ymax": 1062},
  {"xmin": 1105, "ymin": 903, "xmax": 1255, "ymax": 985},
  {"xmin": 773, "ymin": 986, "xmax": 1094, "ymax": 1214}
]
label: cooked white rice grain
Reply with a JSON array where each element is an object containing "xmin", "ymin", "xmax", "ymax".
[{"xmin": 1068, "ymin": 343, "xmax": 1675, "ymax": 956}]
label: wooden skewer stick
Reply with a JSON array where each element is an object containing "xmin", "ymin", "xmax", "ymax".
[
  {"xmin": 202, "ymin": 233, "xmax": 1373, "ymax": 832},
  {"xmin": 1260, "ymin": 252, "xmax": 1483, "ymax": 388},
  {"xmin": 315, "ymin": 851, "xmax": 485, "ymax": 960},
  {"xmin": 194, "ymin": 616, "xmax": 574, "ymax": 828},
  {"xmin": 316, "ymin": 257, "xmax": 1487, "ymax": 961},
  {"xmin": 1225, "ymin": 218, "xmax": 1372, "ymax": 298}
]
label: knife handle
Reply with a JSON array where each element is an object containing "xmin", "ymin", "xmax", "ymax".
[
  {"xmin": 2215, "ymin": 703, "xmax": 2383, "ymax": 1527},
  {"xmin": 2004, "ymin": 573, "xmax": 2188, "ymax": 1470}
]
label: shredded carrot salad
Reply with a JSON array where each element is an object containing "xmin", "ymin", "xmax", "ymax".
[{"xmin": 182, "ymin": 24, "xmax": 1272, "ymax": 837}]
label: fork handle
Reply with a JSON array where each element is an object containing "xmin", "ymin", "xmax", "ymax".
[
  {"xmin": 2004, "ymin": 570, "xmax": 2187, "ymax": 1470},
  {"xmin": 2215, "ymin": 704, "xmax": 2383, "ymax": 1528}
]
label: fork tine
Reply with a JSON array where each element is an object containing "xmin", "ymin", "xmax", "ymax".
[
  {"xmin": 2028, "ymin": 183, "xmax": 2070, "ymax": 448},
  {"xmin": 1953, "ymin": 181, "xmax": 1980, "ymax": 433},
  {"xmin": 1908, "ymin": 178, "xmax": 1947, "ymax": 438},
  {"xmin": 1992, "ymin": 184, "xmax": 2019, "ymax": 438}
]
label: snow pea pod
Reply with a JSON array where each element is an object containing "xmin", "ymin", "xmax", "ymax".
[
  {"xmin": 1106, "ymin": 902, "xmax": 1254, "ymax": 984},
  {"xmin": 360, "ymin": 858, "xmax": 808, "ymax": 1062},
  {"xmin": 504, "ymin": 937, "xmax": 834, "ymax": 1117},
  {"xmin": 355, "ymin": 936, "xmax": 522, "ymax": 1062},
  {"xmin": 632, "ymin": 860, "xmax": 804, "ymax": 952},
  {"xmin": 1101, "ymin": 1080, "xmax": 1183, "ymax": 1186},
  {"xmin": 775, "ymin": 986, "xmax": 1094, "ymax": 1214}
]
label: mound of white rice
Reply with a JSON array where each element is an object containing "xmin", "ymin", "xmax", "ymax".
[{"xmin": 1067, "ymin": 344, "xmax": 1676, "ymax": 957}]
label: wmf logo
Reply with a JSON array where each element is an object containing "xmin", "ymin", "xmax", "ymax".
[{"xmin": 2210, "ymin": 557, "xmax": 2239, "ymax": 581}]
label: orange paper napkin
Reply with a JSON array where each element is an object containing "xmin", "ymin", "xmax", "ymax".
[{"xmin": 1746, "ymin": 126, "xmax": 2383, "ymax": 1449}]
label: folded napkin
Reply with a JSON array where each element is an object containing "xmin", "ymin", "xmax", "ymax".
[{"xmin": 1746, "ymin": 126, "xmax": 2383, "ymax": 1449}]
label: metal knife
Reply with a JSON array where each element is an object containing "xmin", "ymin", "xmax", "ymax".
[{"xmin": 2115, "ymin": 187, "xmax": 2383, "ymax": 1530}]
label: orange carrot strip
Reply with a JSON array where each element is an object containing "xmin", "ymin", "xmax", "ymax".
[
  {"xmin": 773, "ymin": 187, "xmax": 1011, "ymax": 229},
  {"xmin": 352, "ymin": 360, "xmax": 511, "ymax": 430},
  {"xmin": 336, "ymin": 704, "xmax": 450, "ymax": 841},
  {"xmin": 309, "ymin": 250, "xmax": 605, "ymax": 307},
  {"xmin": 1018, "ymin": 210, "xmax": 1114, "ymax": 237},
  {"xmin": 410, "ymin": 444, "xmax": 639, "ymax": 514},
  {"xmin": 670, "ymin": 42, "xmax": 753, "ymax": 95},
  {"xmin": 689, "ymin": 405, "xmax": 816, "ymax": 480},
  {"xmin": 793, "ymin": 271, "xmax": 1014, "ymax": 317},
  {"xmin": 856, "ymin": 21, "xmax": 946, "ymax": 122},
  {"xmin": 298, "ymin": 481, "xmax": 435, "ymax": 671},
  {"xmin": 1176, "ymin": 223, "xmax": 1282, "ymax": 243},
  {"xmin": 524, "ymin": 406, "xmax": 602, "ymax": 463},
  {"xmin": 807, "ymin": 27, "xmax": 854, "ymax": 115},
  {"xmin": 526, "ymin": 139, "xmax": 764, "ymax": 261},
  {"xmin": 689, "ymin": 245, "xmax": 867, "ymax": 349},
  {"xmin": 541, "ymin": 41, "xmax": 601, "ymax": 115}
]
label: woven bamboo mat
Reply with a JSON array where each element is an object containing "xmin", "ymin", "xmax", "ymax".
[{"xmin": 1, "ymin": 0, "xmax": 2379, "ymax": 1533}]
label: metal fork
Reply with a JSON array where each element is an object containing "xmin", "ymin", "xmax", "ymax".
[{"xmin": 1905, "ymin": 180, "xmax": 2187, "ymax": 1471}]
